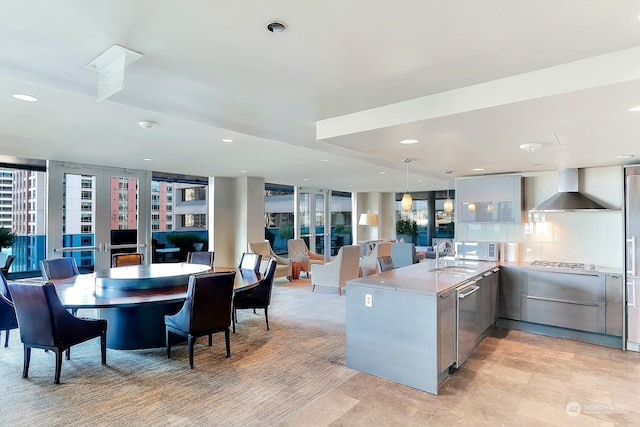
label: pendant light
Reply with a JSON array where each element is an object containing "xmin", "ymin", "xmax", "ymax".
[
  {"xmin": 401, "ymin": 159, "xmax": 413, "ymax": 211},
  {"xmin": 443, "ymin": 171, "xmax": 454, "ymax": 214}
]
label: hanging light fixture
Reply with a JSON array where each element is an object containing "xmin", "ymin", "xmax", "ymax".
[
  {"xmin": 401, "ymin": 159, "xmax": 413, "ymax": 211},
  {"xmin": 444, "ymin": 171, "xmax": 454, "ymax": 213}
]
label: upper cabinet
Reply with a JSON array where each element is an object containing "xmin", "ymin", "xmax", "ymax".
[{"xmin": 456, "ymin": 175, "xmax": 523, "ymax": 223}]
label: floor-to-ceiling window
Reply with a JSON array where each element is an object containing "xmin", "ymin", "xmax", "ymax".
[
  {"xmin": 395, "ymin": 190, "xmax": 455, "ymax": 246},
  {"xmin": 151, "ymin": 174, "xmax": 208, "ymax": 263},
  {"xmin": 0, "ymin": 159, "xmax": 47, "ymax": 277}
]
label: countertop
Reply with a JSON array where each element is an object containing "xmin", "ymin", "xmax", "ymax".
[
  {"xmin": 347, "ymin": 258, "xmax": 498, "ymax": 296},
  {"xmin": 347, "ymin": 258, "xmax": 624, "ymax": 296}
]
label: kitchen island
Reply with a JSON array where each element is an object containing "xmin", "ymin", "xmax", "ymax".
[{"xmin": 346, "ymin": 258, "xmax": 498, "ymax": 395}]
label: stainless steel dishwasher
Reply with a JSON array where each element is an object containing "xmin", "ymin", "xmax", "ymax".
[{"xmin": 455, "ymin": 279, "xmax": 481, "ymax": 368}]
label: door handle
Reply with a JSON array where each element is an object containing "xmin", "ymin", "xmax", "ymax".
[
  {"xmin": 458, "ymin": 285, "xmax": 480, "ymax": 299},
  {"xmin": 628, "ymin": 281, "xmax": 636, "ymax": 309}
]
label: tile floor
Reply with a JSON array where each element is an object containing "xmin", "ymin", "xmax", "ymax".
[{"xmin": 280, "ymin": 328, "xmax": 640, "ymax": 426}]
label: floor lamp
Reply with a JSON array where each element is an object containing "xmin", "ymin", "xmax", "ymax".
[{"xmin": 359, "ymin": 212, "xmax": 378, "ymax": 241}]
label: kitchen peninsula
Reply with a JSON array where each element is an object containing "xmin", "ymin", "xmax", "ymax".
[{"xmin": 346, "ymin": 258, "xmax": 498, "ymax": 395}]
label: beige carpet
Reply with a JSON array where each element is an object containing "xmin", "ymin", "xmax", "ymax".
[{"xmin": 0, "ymin": 278, "xmax": 355, "ymax": 426}]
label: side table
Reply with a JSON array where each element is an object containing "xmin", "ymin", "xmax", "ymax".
[{"xmin": 291, "ymin": 261, "xmax": 301, "ymax": 280}]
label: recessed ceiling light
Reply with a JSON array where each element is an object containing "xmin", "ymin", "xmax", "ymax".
[
  {"xmin": 628, "ymin": 106, "xmax": 640, "ymax": 112},
  {"xmin": 240, "ymin": 170, "xmax": 247, "ymax": 173},
  {"xmin": 379, "ymin": 171, "xmax": 387, "ymax": 175},
  {"xmin": 320, "ymin": 159, "xmax": 329, "ymax": 162},
  {"xmin": 13, "ymin": 94, "xmax": 38, "ymax": 102},
  {"xmin": 472, "ymin": 168, "xmax": 485, "ymax": 171},
  {"xmin": 138, "ymin": 121, "xmax": 156, "ymax": 129},
  {"xmin": 399, "ymin": 139, "xmax": 419, "ymax": 144},
  {"xmin": 221, "ymin": 138, "xmax": 234, "ymax": 143},
  {"xmin": 520, "ymin": 143, "xmax": 541, "ymax": 152},
  {"xmin": 303, "ymin": 178, "xmax": 309, "ymax": 181},
  {"xmin": 143, "ymin": 158, "xmax": 152, "ymax": 161},
  {"xmin": 617, "ymin": 154, "xmax": 634, "ymax": 159}
]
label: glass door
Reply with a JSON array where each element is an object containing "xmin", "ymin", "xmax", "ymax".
[
  {"xmin": 295, "ymin": 187, "xmax": 330, "ymax": 261},
  {"xmin": 47, "ymin": 161, "xmax": 151, "ymax": 272}
]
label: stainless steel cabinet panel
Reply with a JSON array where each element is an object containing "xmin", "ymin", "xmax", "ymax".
[
  {"xmin": 438, "ymin": 289, "xmax": 456, "ymax": 374},
  {"xmin": 605, "ymin": 274, "xmax": 623, "ymax": 336},
  {"xmin": 522, "ymin": 270, "xmax": 605, "ymax": 334},
  {"xmin": 499, "ymin": 266, "xmax": 522, "ymax": 320}
]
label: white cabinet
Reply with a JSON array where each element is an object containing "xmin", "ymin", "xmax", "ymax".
[{"xmin": 456, "ymin": 175, "xmax": 523, "ymax": 223}]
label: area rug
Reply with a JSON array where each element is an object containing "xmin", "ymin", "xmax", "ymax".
[{"xmin": 0, "ymin": 278, "xmax": 355, "ymax": 426}]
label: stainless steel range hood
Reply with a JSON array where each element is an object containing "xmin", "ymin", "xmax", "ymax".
[{"xmin": 530, "ymin": 168, "xmax": 608, "ymax": 212}]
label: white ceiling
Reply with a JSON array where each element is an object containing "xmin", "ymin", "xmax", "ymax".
[{"xmin": 1, "ymin": 1, "xmax": 640, "ymax": 192}]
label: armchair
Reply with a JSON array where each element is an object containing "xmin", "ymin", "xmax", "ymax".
[
  {"xmin": 287, "ymin": 239, "xmax": 324, "ymax": 277},
  {"xmin": 8, "ymin": 282, "xmax": 107, "ymax": 384},
  {"xmin": 249, "ymin": 241, "xmax": 291, "ymax": 281},
  {"xmin": 0, "ymin": 272, "xmax": 18, "ymax": 347},
  {"xmin": 310, "ymin": 245, "xmax": 360, "ymax": 296},
  {"xmin": 359, "ymin": 242, "xmax": 392, "ymax": 276}
]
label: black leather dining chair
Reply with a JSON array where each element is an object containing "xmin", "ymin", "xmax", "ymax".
[
  {"xmin": 112, "ymin": 253, "xmax": 144, "ymax": 267},
  {"xmin": 239, "ymin": 252, "xmax": 262, "ymax": 273},
  {"xmin": 1, "ymin": 255, "xmax": 15, "ymax": 278},
  {"xmin": 186, "ymin": 251, "xmax": 215, "ymax": 267},
  {"xmin": 233, "ymin": 258, "xmax": 277, "ymax": 333},
  {"xmin": 165, "ymin": 271, "xmax": 236, "ymax": 369},
  {"xmin": 238, "ymin": 252, "xmax": 262, "ymax": 273},
  {"xmin": 0, "ymin": 272, "xmax": 18, "ymax": 347},
  {"xmin": 7, "ymin": 282, "xmax": 107, "ymax": 384},
  {"xmin": 377, "ymin": 256, "xmax": 395, "ymax": 273},
  {"xmin": 40, "ymin": 257, "xmax": 80, "ymax": 281}
]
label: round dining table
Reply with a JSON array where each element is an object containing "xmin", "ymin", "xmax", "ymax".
[{"xmin": 52, "ymin": 263, "xmax": 261, "ymax": 350}]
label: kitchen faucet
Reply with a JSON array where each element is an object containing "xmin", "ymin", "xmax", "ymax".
[{"xmin": 435, "ymin": 240, "xmax": 455, "ymax": 268}]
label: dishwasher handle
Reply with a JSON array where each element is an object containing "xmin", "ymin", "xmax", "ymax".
[{"xmin": 458, "ymin": 283, "xmax": 480, "ymax": 299}]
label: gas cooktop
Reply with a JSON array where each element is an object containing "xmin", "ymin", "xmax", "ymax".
[{"xmin": 530, "ymin": 260, "xmax": 597, "ymax": 272}]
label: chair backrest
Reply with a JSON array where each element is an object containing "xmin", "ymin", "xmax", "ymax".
[
  {"xmin": 40, "ymin": 258, "xmax": 80, "ymax": 281},
  {"xmin": 7, "ymin": 282, "xmax": 64, "ymax": 346},
  {"xmin": 243, "ymin": 258, "xmax": 277, "ymax": 305},
  {"xmin": 186, "ymin": 271, "xmax": 236, "ymax": 333},
  {"xmin": 0, "ymin": 272, "xmax": 18, "ymax": 330},
  {"xmin": 0, "ymin": 272, "xmax": 11, "ymax": 302},
  {"xmin": 377, "ymin": 256, "xmax": 395, "ymax": 272},
  {"xmin": 249, "ymin": 241, "xmax": 273, "ymax": 259},
  {"xmin": 337, "ymin": 246, "xmax": 361, "ymax": 285},
  {"xmin": 287, "ymin": 239, "xmax": 309, "ymax": 256},
  {"xmin": 239, "ymin": 252, "xmax": 262, "ymax": 273},
  {"xmin": 186, "ymin": 251, "xmax": 215, "ymax": 267},
  {"xmin": 373, "ymin": 242, "xmax": 392, "ymax": 258},
  {"xmin": 112, "ymin": 253, "xmax": 144, "ymax": 267},
  {"xmin": 391, "ymin": 242, "xmax": 416, "ymax": 268},
  {"xmin": 1, "ymin": 255, "xmax": 15, "ymax": 272}
]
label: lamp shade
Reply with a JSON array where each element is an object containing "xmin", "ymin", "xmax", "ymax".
[
  {"xmin": 401, "ymin": 193, "xmax": 413, "ymax": 211},
  {"xmin": 358, "ymin": 213, "xmax": 378, "ymax": 226},
  {"xmin": 444, "ymin": 198, "xmax": 454, "ymax": 213}
]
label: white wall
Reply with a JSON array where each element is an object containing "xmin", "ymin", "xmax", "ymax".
[{"xmin": 455, "ymin": 166, "xmax": 623, "ymax": 268}]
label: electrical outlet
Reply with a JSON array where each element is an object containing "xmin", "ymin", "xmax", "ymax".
[{"xmin": 365, "ymin": 293, "xmax": 372, "ymax": 307}]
